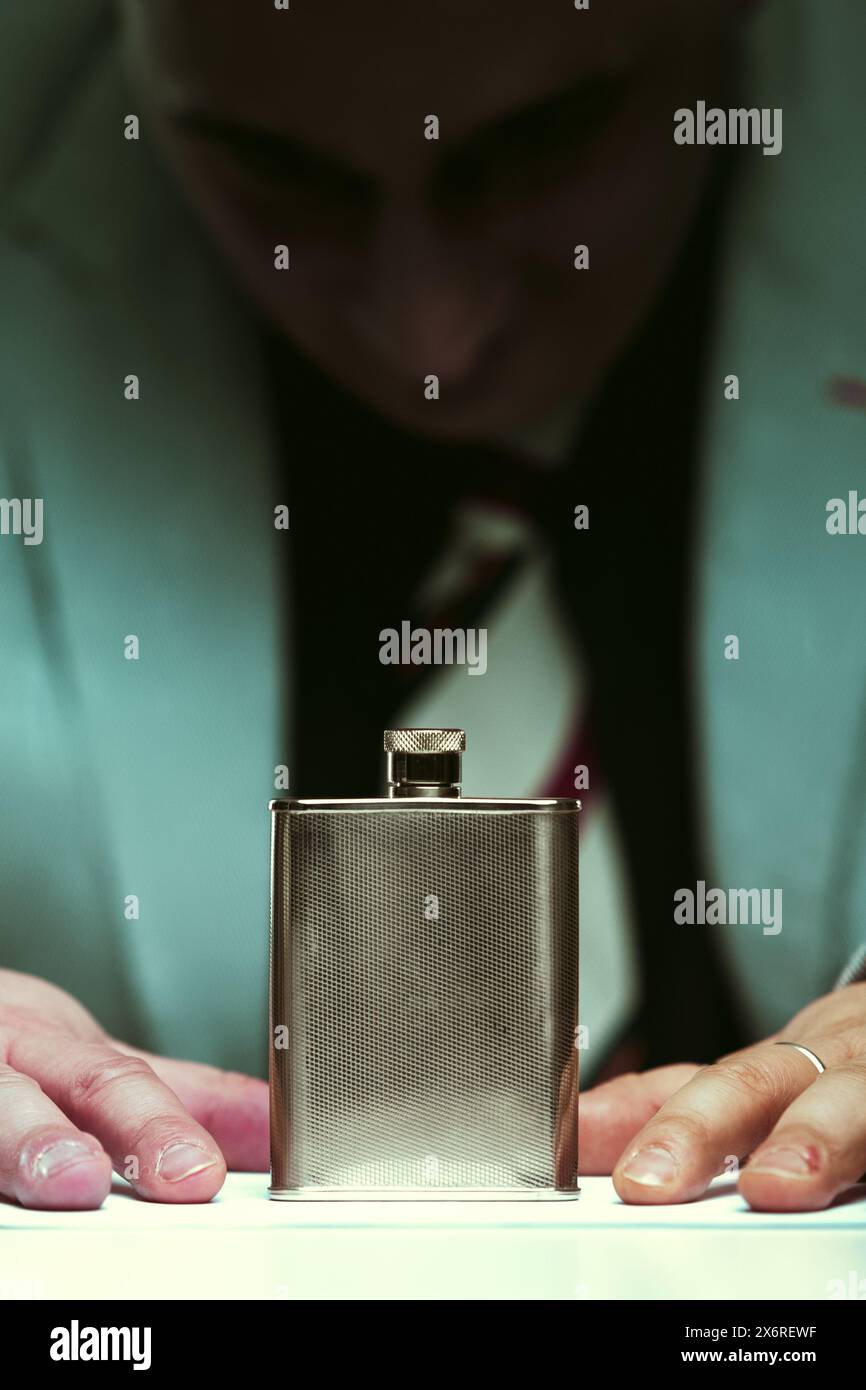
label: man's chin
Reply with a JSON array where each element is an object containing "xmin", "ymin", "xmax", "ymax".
[{"xmin": 322, "ymin": 361, "xmax": 582, "ymax": 446}]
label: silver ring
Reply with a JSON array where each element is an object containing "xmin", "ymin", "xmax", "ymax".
[{"xmin": 774, "ymin": 1041, "xmax": 826, "ymax": 1074}]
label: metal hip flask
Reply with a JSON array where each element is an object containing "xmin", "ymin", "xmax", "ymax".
[{"xmin": 268, "ymin": 729, "xmax": 580, "ymax": 1199}]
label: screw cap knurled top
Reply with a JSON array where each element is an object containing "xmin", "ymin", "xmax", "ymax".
[{"xmin": 383, "ymin": 728, "xmax": 466, "ymax": 754}]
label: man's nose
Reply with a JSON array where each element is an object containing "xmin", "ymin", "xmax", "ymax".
[{"xmin": 347, "ymin": 198, "xmax": 513, "ymax": 386}]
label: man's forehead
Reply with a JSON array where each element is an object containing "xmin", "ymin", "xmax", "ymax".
[{"xmin": 123, "ymin": 0, "xmax": 664, "ymax": 172}]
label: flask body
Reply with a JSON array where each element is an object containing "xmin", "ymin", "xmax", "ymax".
[{"xmin": 269, "ymin": 796, "xmax": 579, "ymax": 1198}]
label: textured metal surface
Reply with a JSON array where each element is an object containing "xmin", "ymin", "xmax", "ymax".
[
  {"xmin": 383, "ymin": 728, "xmax": 466, "ymax": 753},
  {"xmin": 269, "ymin": 801, "xmax": 579, "ymax": 1196}
]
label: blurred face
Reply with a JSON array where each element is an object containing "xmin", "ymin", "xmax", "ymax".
[{"xmin": 120, "ymin": 0, "xmax": 736, "ymax": 440}]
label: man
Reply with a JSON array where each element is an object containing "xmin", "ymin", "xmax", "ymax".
[{"xmin": 1, "ymin": 0, "xmax": 865, "ymax": 1213}]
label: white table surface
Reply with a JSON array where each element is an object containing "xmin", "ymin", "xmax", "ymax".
[{"xmin": 2, "ymin": 1174, "xmax": 864, "ymax": 1300}]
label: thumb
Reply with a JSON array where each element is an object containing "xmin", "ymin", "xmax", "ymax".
[
  {"xmin": 579, "ymin": 1064, "xmax": 702, "ymax": 1174},
  {"xmin": 108, "ymin": 1039, "xmax": 269, "ymax": 1172}
]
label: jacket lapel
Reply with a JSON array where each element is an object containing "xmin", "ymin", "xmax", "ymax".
[
  {"xmin": 0, "ymin": 31, "xmax": 283, "ymax": 1069},
  {"xmin": 696, "ymin": 0, "xmax": 866, "ymax": 1033}
]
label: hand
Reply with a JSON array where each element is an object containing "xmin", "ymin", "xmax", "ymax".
[
  {"xmin": 0, "ymin": 969, "xmax": 268, "ymax": 1210},
  {"xmin": 579, "ymin": 983, "xmax": 866, "ymax": 1211}
]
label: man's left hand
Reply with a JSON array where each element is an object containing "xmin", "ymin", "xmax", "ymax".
[{"xmin": 579, "ymin": 983, "xmax": 866, "ymax": 1211}]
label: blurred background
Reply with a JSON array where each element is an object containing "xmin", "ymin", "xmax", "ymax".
[{"xmin": 1, "ymin": 0, "xmax": 864, "ymax": 1089}]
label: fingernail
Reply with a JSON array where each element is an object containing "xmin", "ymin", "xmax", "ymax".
[
  {"xmin": 156, "ymin": 1143, "xmax": 218, "ymax": 1183},
  {"xmin": 621, "ymin": 1145, "xmax": 679, "ymax": 1187},
  {"xmin": 33, "ymin": 1139, "xmax": 101, "ymax": 1181},
  {"xmin": 748, "ymin": 1146, "xmax": 817, "ymax": 1178}
]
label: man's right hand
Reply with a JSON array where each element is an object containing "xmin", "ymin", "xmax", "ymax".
[{"xmin": 0, "ymin": 969, "xmax": 268, "ymax": 1210}]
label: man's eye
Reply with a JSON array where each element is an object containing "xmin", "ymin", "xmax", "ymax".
[
  {"xmin": 232, "ymin": 140, "xmax": 369, "ymax": 206},
  {"xmin": 179, "ymin": 116, "xmax": 376, "ymax": 211},
  {"xmin": 434, "ymin": 74, "xmax": 628, "ymax": 216}
]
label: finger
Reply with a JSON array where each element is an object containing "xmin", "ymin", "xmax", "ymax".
[
  {"xmin": 108, "ymin": 1040, "xmax": 269, "ymax": 1171},
  {"xmin": 612, "ymin": 1040, "xmax": 841, "ymax": 1203},
  {"xmin": 8, "ymin": 1033, "xmax": 226, "ymax": 1203},
  {"xmin": 740, "ymin": 1059, "xmax": 866, "ymax": 1212},
  {"xmin": 578, "ymin": 1064, "xmax": 702, "ymax": 1172},
  {"xmin": 0, "ymin": 968, "xmax": 104, "ymax": 1041},
  {"xmin": 0, "ymin": 1064, "xmax": 112, "ymax": 1210}
]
